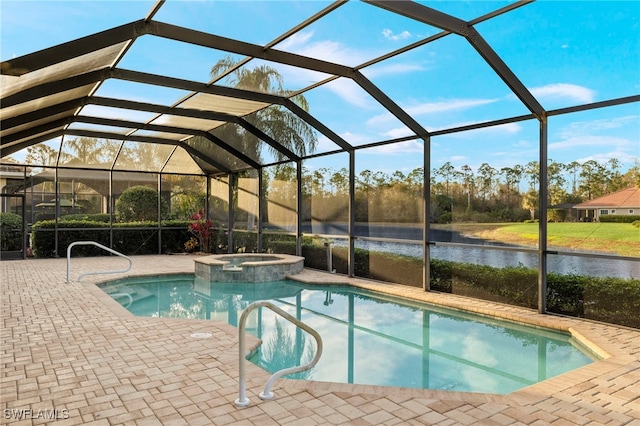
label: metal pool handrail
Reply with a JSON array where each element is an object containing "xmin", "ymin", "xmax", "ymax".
[
  {"xmin": 109, "ymin": 292, "xmax": 133, "ymax": 308},
  {"xmin": 235, "ymin": 301, "xmax": 323, "ymax": 407},
  {"xmin": 66, "ymin": 241, "xmax": 132, "ymax": 283}
]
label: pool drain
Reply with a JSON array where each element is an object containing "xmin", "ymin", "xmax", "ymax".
[{"xmin": 190, "ymin": 332, "xmax": 213, "ymax": 338}]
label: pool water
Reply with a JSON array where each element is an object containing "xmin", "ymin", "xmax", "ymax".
[{"xmin": 99, "ymin": 274, "xmax": 597, "ymax": 394}]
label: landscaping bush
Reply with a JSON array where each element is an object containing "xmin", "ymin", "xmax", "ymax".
[
  {"xmin": 0, "ymin": 212, "xmax": 23, "ymax": 251},
  {"xmin": 598, "ymin": 214, "xmax": 640, "ymax": 223},
  {"xmin": 31, "ymin": 219, "xmax": 194, "ymax": 257},
  {"xmin": 582, "ymin": 277, "xmax": 640, "ymax": 328},
  {"xmin": 31, "ymin": 220, "xmax": 110, "ymax": 257},
  {"xmin": 60, "ymin": 213, "xmax": 110, "ymax": 223},
  {"xmin": 115, "ymin": 186, "xmax": 169, "ymax": 222}
]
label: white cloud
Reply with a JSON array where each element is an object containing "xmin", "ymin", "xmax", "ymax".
[
  {"xmin": 382, "ymin": 28, "xmax": 411, "ymax": 41},
  {"xmin": 529, "ymin": 83, "xmax": 595, "ymax": 104},
  {"xmin": 406, "ymin": 98, "xmax": 499, "ymax": 116},
  {"xmin": 383, "ymin": 126, "xmax": 414, "ymax": 139},
  {"xmin": 575, "ymin": 150, "xmax": 639, "ymax": 165},
  {"xmin": 558, "ymin": 115, "xmax": 639, "ymax": 138},
  {"xmin": 363, "ymin": 62, "xmax": 427, "ymax": 79},
  {"xmin": 366, "ymin": 140, "xmax": 424, "ymax": 155},
  {"xmin": 434, "ymin": 121, "xmax": 522, "ymax": 136},
  {"xmin": 324, "ymin": 78, "xmax": 373, "ymax": 108},
  {"xmin": 549, "ymin": 134, "xmax": 632, "ymax": 151},
  {"xmin": 340, "ymin": 131, "xmax": 371, "ymax": 146},
  {"xmin": 276, "ymin": 30, "xmax": 369, "ymax": 65},
  {"xmin": 368, "ymin": 98, "xmax": 499, "ymax": 125},
  {"xmin": 315, "ymin": 135, "xmax": 342, "ymax": 153}
]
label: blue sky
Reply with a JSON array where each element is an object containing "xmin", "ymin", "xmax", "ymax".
[{"xmin": 1, "ymin": 0, "xmax": 639, "ymax": 181}]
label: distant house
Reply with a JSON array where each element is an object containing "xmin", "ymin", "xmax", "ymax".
[{"xmin": 573, "ymin": 187, "xmax": 640, "ymax": 221}]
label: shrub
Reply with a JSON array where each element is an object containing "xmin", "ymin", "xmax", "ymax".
[
  {"xmin": 187, "ymin": 210, "xmax": 213, "ymax": 253},
  {"xmin": 31, "ymin": 219, "xmax": 193, "ymax": 257},
  {"xmin": 0, "ymin": 212, "xmax": 23, "ymax": 251},
  {"xmin": 599, "ymin": 215, "xmax": 640, "ymax": 223},
  {"xmin": 436, "ymin": 212, "xmax": 452, "ymax": 224},
  {"xmin": 115, "ymin": 186, "xmax": 168, "ymax": 222},
  {"xmin": 60, "ymin": 213, "xmax": 110, "ymax": 223}
]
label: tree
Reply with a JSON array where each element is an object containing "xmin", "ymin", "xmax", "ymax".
[
  {"xmin": 115, "ymin": 186, "xmax": 168, "ymax": 222},
  {"xmin": 477, "ymin": 162, "xmax": 497, "ymax": 203},
  {"xmin": 25, "ymin": 144, "xmax": 58, "ymax": 165},
  {"xmin": 524, "ymin": 161, "xmax": 539, "ymax": 191},
  {"xmin": 500, "ymin": 166, "xmax": 521, "ymax": 205},
  {"xmin": 210, "ymin": 56, "xmax": 318, "ymax": 162},
  {"xmin": 522, "ymin": 190, "xmax": 538, "ymax": 221},
  {"xmin": 435, "ymin": 162, "xmax": 456, "ymax": 196},
  {"xmin": 622, "ymin": 159, "xmax": 640, "ymax": 188},
  {"xmin": 579, "ymin": 160, "xmax": 607, "ymax": 200},
  {"xmin": 565, "ymin": 161, "xmax": 581, "ymax": 195},
  {"xmin": 547, "ymin": 159, "xmax": 566, "ymax": 205},
  {"xmin": 459, "ymin": 164, "xmax": 475, "ymax": 211}
]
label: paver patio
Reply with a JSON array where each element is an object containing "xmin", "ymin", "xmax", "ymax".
[{"xmin": 1, "ymin": 255, "xmax": 639, "ymax": 425}]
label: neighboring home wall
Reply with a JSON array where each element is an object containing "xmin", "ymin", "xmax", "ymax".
[{"xmin": 574, "ymin": 187, "xmax": 640, "ymax": 221}]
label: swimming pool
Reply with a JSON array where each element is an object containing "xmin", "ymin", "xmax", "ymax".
[{"xmin": 99, "ymin": 274, "xmax": 597, "ymax": 394}]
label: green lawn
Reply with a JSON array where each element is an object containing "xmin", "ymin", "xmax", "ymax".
[{"xmin": 452, "ymin": 222, "xmax": 640, "ymax": 257}]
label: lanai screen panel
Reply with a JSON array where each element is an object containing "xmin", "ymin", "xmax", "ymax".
[
  {"xmin": 117, "ymin": 35, "xmax": 226, "ymax": 84},
  {"xmin": 1, "ymin": 43, "xmax": 127, "ymax": 96},
  {"xmin": 162, "ymin": 147, "xmax": 204, "ymax": 175},
  {"xmin": 1, "ymin": 84, "xmax": 95, "ymax": 124},
  {"xmin": 478, "ymin": 1, "xmax": 640, "ymax": 109},
  {"xmin": 150, "ymin": 115, "xmax": 225, "ymax": 132},
  {"xmin": 151, "ymin": 0, "xmax": 331, "ymax": 45},
  {"xmin": 182, "ymin": 134, "xmax": 251, "ymax": 173},
  {"xmin": 219, "ymin": 59, "xmax": 332, "ymax": 94},
  {"xmin": 0, "ymin": 111, "xmax": 73, "ymax": 140},
  {"xmin": 113, "ymin": 141, "xmax": 175, "ymax": 172},
  {"xmin": 58, "ymin": 137, "xmax": 123, "ymax": 169},
  {"xmin": 93, "ymin": 79, "xmax": 193, "ymax": 111},
  {"xmin": 180, "ymin": 93, "xmax": 269, "ymax": 117},
  {"xmin": 302, "ymin": 77, "xmax": 415, "ymax": 147}
]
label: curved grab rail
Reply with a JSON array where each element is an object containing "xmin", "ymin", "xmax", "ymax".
[
  {"xmin": 235, "ymin": 301, "xmax": 323, "ymax": 407},
  {"xmin": 66, "ymin": 241, "xmax": 132, "ymax": 283},
  {"xmin": 109, "ymin": 292, "xmax": 133, "ymax": 308}
]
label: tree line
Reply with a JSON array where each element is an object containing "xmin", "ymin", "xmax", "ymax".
[{"xmin": 264, "ymin": 158, "xmax": 640, "ymax": 224}]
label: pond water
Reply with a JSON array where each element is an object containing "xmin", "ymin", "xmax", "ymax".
[{"xmin": 329, "ymin": 239, "xmax": 639, "ymax": 279}]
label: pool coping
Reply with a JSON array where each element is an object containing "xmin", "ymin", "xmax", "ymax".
[{"xmin": 88, "ymin": 267, "xmax": 631, "ymax": 405}]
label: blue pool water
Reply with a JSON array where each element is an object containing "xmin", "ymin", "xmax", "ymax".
[{"xmin": 99, "ymin": 274, "xmax": 597, "ymax": 394}]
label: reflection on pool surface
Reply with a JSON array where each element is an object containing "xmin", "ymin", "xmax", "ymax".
[{"xmin": 99, "ymin": 274, "xmax": 597, "ymax": 394}]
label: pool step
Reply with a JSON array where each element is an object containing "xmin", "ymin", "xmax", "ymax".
[{"xmin": 105, "ymin": 284, "xmax": 154, "ymax": 305}]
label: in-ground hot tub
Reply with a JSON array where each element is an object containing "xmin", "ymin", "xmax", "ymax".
[{"xmin": 194, "ymin": 253, "xmax": 305, "ymax": 283}]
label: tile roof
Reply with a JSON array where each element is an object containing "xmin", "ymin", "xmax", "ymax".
[{"xmin": 574, "ymin": 187, "xmax": 640, "ymax": 208}]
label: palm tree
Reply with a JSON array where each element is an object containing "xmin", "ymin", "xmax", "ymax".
[{"xmin": 210, "ymin": 56, "xmax": 318, "ymax": 162}]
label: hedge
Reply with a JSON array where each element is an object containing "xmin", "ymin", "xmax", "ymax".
[
  {"xmin": 0, "ymin": 212, "xmax": 23, "ymax": 251},
  {"xmin": 31, "ymin": 220, "xmax": 195, "ymax": 257},
  {"xmin": 599, "ymin": 214, "xmax": 640, "ymax": 223}
]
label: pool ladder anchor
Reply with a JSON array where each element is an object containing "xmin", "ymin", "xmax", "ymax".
[{"xmin": 235, "ymin": 301, "xmax": 323, "ymax": 407}]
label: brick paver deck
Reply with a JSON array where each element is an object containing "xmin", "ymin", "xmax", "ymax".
[{"xmin": 2, "ymin": 255, "xmax": 639, "ymax": 425}]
